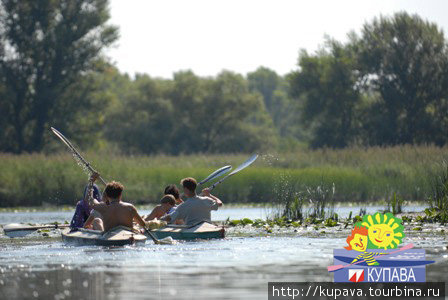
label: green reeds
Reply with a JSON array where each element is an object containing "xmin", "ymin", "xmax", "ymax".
[
  {"xmin": 427, "ymin": 161, "xmax": 448, "ymax": 223},
  {"xmin": 0, "ymin": 145, "xmax": 446, "ymax": 207}
]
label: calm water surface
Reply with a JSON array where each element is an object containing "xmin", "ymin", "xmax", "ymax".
[
  {"xmin": 0, "ymin": 205, "xmax": 428, "ymax": 225},
  {"xmin": 0, "ymin": 207, "xmax": 446, "ymax": 300}
]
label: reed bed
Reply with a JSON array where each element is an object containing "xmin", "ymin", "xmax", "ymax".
[{"xmin": 0, "ymin": 146, "xmax": 446, "ymax": 207}]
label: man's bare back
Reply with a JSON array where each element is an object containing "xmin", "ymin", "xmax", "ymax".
[
  {"xmin": 94, "ymin": 201, "xmax": 142, "ymax": 231},
  {"xmin": 86, "ymin": 176, "xmax": 146, "ymax": 232}
]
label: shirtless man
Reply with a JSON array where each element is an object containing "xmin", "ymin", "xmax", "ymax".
[
  {"xmin": 144, "ymin": 194, "xmax": 176, "ymax": 221},
  {"xmin": 87, "ymin": 173, "xmax": 147, "ymax": 231}
]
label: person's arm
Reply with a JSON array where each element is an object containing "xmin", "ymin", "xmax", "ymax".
[
  {"xmin": 86, "ymin": 173, "xmax": 101, "ymax": 209},
  {"xmin": 161, "ymin": 206, "xmax": 182, "ymax": 223},
  {"xmin": 83, "ymin": 215, "xmax": 95, "ymax": 229},
  {"xmin": 132, "ymin": 206, "xmax": 147, "ymax": 228},
  {"xmin": 160, "ymin": 214, "xmax": 172, "ymax": 223},
  {"xmin": 87, "ymin": 190, "xmax": 101, "ymax": 209},
  {"xmin": 144, "ymin": 207, "xmax": 160, "ymax": 221},
  {"xmin": 202, "ymin": 188, "xmax": 223, "ymax": 206}
]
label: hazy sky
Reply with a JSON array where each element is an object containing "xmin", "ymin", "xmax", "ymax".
[{"xmin": 107, "ymin": 0, "xmax": 448, "ymax": 78}]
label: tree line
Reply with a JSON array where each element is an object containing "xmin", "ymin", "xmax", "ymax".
[{"xmin": 1, "ymin": 0, "xmax": 447, "ymax": 154}]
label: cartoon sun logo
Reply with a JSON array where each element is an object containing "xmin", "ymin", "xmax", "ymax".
[{"xmin": 357, "ymin": 212, "xmax": 404, "ymax": 250}]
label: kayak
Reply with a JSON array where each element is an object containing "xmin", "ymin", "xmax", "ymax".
[
  {"xmin": 61, "ymin": 226, "xmax": 147, "ymax": 246},
  {"xmin": 334, "ymin": 256, "xmax": 435, "ymax": 267},
  {"xmin": 150, "ymin": 221, "xmax": 225, "ymax": 240},
  {"xmin": 3, "ymin": 223, "xmax": 70, "ymax": 238}
]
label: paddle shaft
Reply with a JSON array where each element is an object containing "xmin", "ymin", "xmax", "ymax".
[
  {"xmin": 51, "ymin": 127, "xmax": 107, "ymax": 185},
  {"xmin": 208, "ymin": 173, "xmax": 233, "ymax": 191},
  {"xmin": 328, "ymin": 243, "xmax": 414, "ymax": 272},
  {"xmin": 4, "ymin": 224, "xmax": 70, "ymax": 233},
  {"xmin": 143, "ymin": 227, "xmax": 162, "ymax": 244}
]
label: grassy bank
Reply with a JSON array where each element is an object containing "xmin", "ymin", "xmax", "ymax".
[{"xmin": 0, "ymin": 146, "xmax": 446, "ymax": 207}]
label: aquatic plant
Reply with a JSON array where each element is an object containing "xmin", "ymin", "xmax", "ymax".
[
  {"xmin": 427, "ymin": 161, "xmax": 448, "ymax": 223},
  {"xmin": 385, "ymin": 192, "xmax": 404, "ymax": 215},
  {"xmin": 305, "ymin": 182, "xmax": 336, "ymax": 219}
]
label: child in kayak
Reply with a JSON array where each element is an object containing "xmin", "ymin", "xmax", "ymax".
[
  {"xmin": 144, "ymin": 195, "xmax": 176, "ymax": 221},
  {"xmin": 162, "ymin": 184, "xmax": 185, "ymax": 224}
]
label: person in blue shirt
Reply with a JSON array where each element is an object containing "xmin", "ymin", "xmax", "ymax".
[{"xmin": 69, "ymin": 183, "xmax": 101, "ymax": 229}]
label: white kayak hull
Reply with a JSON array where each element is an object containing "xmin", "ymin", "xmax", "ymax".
[
  {"xmin": 62, "ymin": 226, "xmax": 146, "ymax": 246},
  {"xmin": 151, "ymin": 221, "xmax": 225, "ymax": 240}
]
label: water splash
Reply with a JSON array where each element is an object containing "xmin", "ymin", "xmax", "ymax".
[
  {"xmin": 260, "ymin": 154, "xmax": 279, "ymax": 167},
  {"xmin": 71, "ymin": 153, "xmax": 91, "ymax": 176}
]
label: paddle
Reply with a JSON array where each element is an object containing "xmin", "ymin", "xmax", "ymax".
[
  {"xmin": 3, "ymin": 223, "xmax": 70, "ymax": 238},
  {"xmin": 199, "ymin": 165, "xmax": 232, "ymax": 185},
  {"xmin": 208, "ymin": 154, "xmax": 258, "ymax": 191},
  {"xmin": 51, "ymin": 127, "xmax": 107, "ymax": 185},
  {"xmin": 327, "ymin": 243, "xmax": 414, "ymax": 272},
  {"xmin": 142, "ymin": 227, "xmax": 175, "ymax": 245},
  {"xmin": 52, "ymin": 127, "xmax": 173, "ymax": 245}
]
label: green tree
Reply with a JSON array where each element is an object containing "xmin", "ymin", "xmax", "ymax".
[
  {"xmin": 247, "ymin": 67, "xmax": 301, "ymax": 140},
  {"xmin": 104, "ymin": 70, "xmax": 277, "ymax": 154},
  {"xmin": 289, "ymin": 39, "xmax": 361, "ymax": 148},
  {"xmin": 104, "ymin": 74, "xmax": 174, "ymax": 154},
  {"xmin": 0, "ymin": 0, "xmax": 118, "ymax": 153},
  {"xmin": 355, "ymin": 12, "xmax": 448, "ymax": 145},
  {"xmin": 247, "ymin": 67, "xmax": 280, "ymax": 112},
  {"xmin": 198, "ymin": 71, "xmax": 277, "ymax": 153}
]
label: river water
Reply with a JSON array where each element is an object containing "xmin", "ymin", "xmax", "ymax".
[
  {"xmin": 0, "ymin": 206, "xmax": 446, "ymax": 300},
  {"xmin": 0, "ymin": 204, "xmax": 428, "ymax": 225}
]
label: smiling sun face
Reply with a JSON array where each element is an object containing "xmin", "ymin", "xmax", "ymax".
[{"xmin": 359, "ymin": 212, "xmax": 404, "ymax": 250}]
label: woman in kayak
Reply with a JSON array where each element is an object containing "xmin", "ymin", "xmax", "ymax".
[
  {"xmin": 164, "ymin": 184, "xmax": 183, "ymax": 205},
  {"xmin": 69, "ymin": 183, "xmax": 102, "ymax": 230},
  {"xmin": 162, "ymin": 184, "xmax": 184, "ymax": 224}
]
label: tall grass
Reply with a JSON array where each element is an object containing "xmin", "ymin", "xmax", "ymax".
[
  {"xmin": 427, "ymin": 161, "xmax": 448, "ymax": 222},
  {"xmin": 0, "ymin": 146, "xmax": 446, "ymax": 207}
]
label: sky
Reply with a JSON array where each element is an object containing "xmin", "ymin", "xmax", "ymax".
[{"xmin": 106, "ymin": 0, "xmax": 448, "ymax": 79}]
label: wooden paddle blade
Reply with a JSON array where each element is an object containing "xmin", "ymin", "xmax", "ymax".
[{"xmin": 327, "ymin": 265, "xmax": 344, "ymax": 272}]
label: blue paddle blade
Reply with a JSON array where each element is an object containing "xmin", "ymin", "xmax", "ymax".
[
  {"xmin": 199, "ymin": 165, "xmax": 232, "ymax": 185},
  {"xmin": 229, "ymin": 154, "xmax": 258, "ymax": 176}
]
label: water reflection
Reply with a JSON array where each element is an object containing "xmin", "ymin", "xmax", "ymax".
[{"xmin": 0, "ymin": 235, "xmax": 446, "ymax": 299}]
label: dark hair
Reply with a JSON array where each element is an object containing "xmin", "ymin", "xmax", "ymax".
[
  {"xmin": 180, "ymin": 177, "xmax": 197, "ymax": 192},
  {"xmin": 104, "ymin": 181, "xmax": 124, "ymax": 199},
  {"xmin": 164, "ymin": 184, "xmax": 180, "ymax": 199},
  {"xmin": 160, "ymin": 194, "xmax": 176, "ymax": 206}
]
